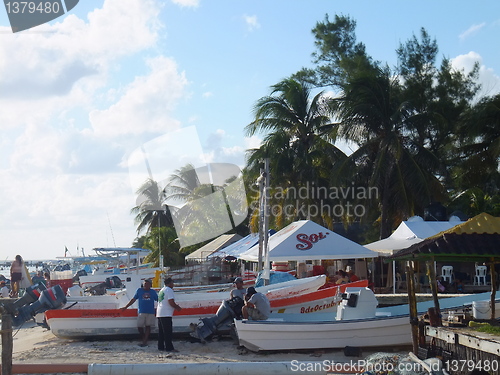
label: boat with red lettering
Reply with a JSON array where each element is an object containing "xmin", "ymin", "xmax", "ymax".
[{"xmin": 44, "ymin": 278, "xmax": 367, "ymax": 338}]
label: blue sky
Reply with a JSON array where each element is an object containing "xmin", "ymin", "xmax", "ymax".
[{"xmin": 1, "ymin": 0, "xmax": 499, "ymax": 261}]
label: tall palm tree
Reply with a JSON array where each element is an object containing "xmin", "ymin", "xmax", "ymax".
[
  {"xmin": 130, "ymin": 178, "xmax": 173, "ymax": 235},
  {"xmin": 332, "ymin": 67, "xmax": 445, "ymax": 238},
  {"xmin": 245, "ymin": 77, "xmax": 346, "ymax": 227},
  {"xmin": 454, "ymin": 94, "xmax": 500, "ymax": 193}
]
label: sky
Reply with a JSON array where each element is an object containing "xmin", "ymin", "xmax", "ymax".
[{"xmin": 1, "ymin": 0, "xmax": 499, "ymax": 261}]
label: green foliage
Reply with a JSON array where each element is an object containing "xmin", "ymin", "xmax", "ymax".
[
  {"xmin": 142, "ymin": 226, "xmax": 182, "ymax": 267},
  {"xmin": 474, "ymin": 323, "xmax": 500, "ymax": 336},
  {"xmin": 247, "ymin": 14, "xmax": 496, "ymax": 241}
]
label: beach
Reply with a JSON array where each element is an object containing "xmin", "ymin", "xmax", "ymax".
[{"xmin": 6, "ymin": 320, "xmax": 413, "ymax": 374}]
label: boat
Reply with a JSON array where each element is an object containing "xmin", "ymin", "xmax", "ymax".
[
  {"xmin": 234, "ymin": 287, "xmax": 500, "ymax": 352},
  {"xmin": 44, "ymin": 278, "xmax": 367, "ymax": 338},
  {"xmin": 74, "ymin": 247, "xmax": 161, "ymax": 289}
]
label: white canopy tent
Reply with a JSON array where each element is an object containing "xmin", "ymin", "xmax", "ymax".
[
  {"xmin": 364, "ymin": 216, "xmax": 463, "ymax": 256},
  {"xmin": 207, "ymin": 230, "xmax": 276, "ymax": 259},
  {"xmin": 239, "ymin": 220, "xmax": 378, "ymax": 262},
  {"xmin": 364, "ymin": 216, "xmax": 463, "ymax": 292},
  {"xmin": 185, "ymin": 234, "xmax": 242, "ymax": 262}
]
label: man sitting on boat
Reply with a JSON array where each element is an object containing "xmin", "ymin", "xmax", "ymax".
[
  {"xmin": 229, "ymin": 277, "xmax": 246, "ymax": 319},
  {"xmin": 230, "ymin": 277, "xmax": 246, "ymax": 299},
  {"xmin": 242, "ymin": 286, "xmax": 270, "ymax": 321}
]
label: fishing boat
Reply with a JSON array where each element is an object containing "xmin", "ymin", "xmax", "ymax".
[
  {"xmin": 234, "ymin": 287, "xmax": 500, "ymax": 352},
  {"xmin": 44, "ymin": 278, "xmax": 367, "ymax": 338}
]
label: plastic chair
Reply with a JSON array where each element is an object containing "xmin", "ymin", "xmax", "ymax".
[
  {"xmin": 441, "ymin": 266, "xmax": 453, "ymax": 283},
  {"xmin": 396, "ymin": 273, "xmax": 406, "ymax": 290},
  {"xmin": 474, "ymin": 265, "xmax": 487, "ymax": 286}
]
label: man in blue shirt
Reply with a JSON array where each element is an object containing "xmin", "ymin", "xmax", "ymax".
[{"xmin": 121, "ymin": 279, "xmax": 158, "ymax": 347}]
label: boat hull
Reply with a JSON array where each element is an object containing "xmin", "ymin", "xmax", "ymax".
[
  {"xmin": 235, "ymin": 315, "xmax": 411, "ymax": 351},
  {"xmin": 234, "ymin": 291, "xmax": 500, "ymax": 352},
  {"xmin": 45, "ymin": 279, "xmax": 368, "ymax": 338}
]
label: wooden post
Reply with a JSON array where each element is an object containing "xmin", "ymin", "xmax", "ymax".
[
  {"xmin": 490, "ymin": 260, "xmax": 496, "ymax": 320},
  {"xmin": 406, "ymin": 260, "xmax": 419, "ymax": 354},
  {"xmin": 1, "ymin": 310, "xmax": 13, "ymax": 375},
  {"xmin": 427, "ymin": 259, "xmax": 442, "ymax": 326}
]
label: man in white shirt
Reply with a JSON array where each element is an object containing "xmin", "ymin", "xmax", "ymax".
[{"xmin": 156, "ymin": 277, "xmax": 182, "ymax": 352}]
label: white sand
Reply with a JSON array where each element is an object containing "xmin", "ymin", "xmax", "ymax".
[
  {"xmin": 5, "ymin": 320, "xmax": 413, "ymax": 375},
  {"xmin": 9, "ymin": 321, "xmax": 409, "ymax": 364}
]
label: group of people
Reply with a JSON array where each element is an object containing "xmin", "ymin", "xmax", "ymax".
[
  {"xmin": 1, "ymin": 255, "xmax": 52, "ymax": 299},
  {"xmin": 121, "ymin": 276, "xmax": 271, "ymax": 351},
  {"xmin": 333, "ymin": 269, "xmax": 359, "ymax": 284}
]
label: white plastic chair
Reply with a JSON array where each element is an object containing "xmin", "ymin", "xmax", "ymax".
[
  {"xmin": 441, "ymin": 266, "xmax": 453, "ymax": 283},
  {"xmin": 474, "ymin": 265, "xmax": 487, "ymax": 286}
]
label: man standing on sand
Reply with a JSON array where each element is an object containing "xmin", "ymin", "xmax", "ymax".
[
  {"xmin": 157, "ymin": 277, "xmax": 182, "ymax": 352},
  {"xmin": 120, "ymin": 279, "xmax": 158, "ymax": 347}
]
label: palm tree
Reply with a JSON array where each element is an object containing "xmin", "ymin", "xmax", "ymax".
[
  {"xmin": 130, "ymin": 178, "xmax": 173, "ymax": 235},
  {"xmin": 332, "ymin": 67, "xmax": 445, "ymax": 238},
  {"xmin": 245, "ymin": 77, "xmax": 346, "ymax": 227},
  {"xmin": 454, "ymin": 94, "xmax": 500, "ymax": 194},
  {"xmin": 143, "ymin": 226, "xmax": 181, "ymax": 266},
  {"xmin": 164, "ymin": 163, "xmax": 247, "ymax": 247}
]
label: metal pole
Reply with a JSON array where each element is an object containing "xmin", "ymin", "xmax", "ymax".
[
  {"xmin": 263, "ymin": 158, "xmax": 270, "ymax": 286},
  {"xmin": 257, "ymin": 167, "xmax": 264, "ymax": 273},
  {"xmin": 158, "ymin": 211, "xmax": 161, "ymax": 263}
]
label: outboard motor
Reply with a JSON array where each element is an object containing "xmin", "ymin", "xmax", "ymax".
[
  {"xmin": 4, "ymin": 283, "xmax": 47, "ymax": 314},
  {"xmin": 3, "ymin": 284, "xmax": 67, "ymax": 326},
  {"xmin": 190, "ymin": 296, "xmax": 244, "ymax": 341},
  {"xmin": 336, "ymin": 287, "xmax": 378, "ymax": 321}
]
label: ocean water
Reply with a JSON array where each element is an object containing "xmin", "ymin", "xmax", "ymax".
[{"xmin": 0, "ymin": 265, "xmax": 43, "ymax": 279}]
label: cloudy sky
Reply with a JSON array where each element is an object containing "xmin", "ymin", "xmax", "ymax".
[{"xmin": 1, "ymin": 0, "xmax": 499, "ymax": 261}]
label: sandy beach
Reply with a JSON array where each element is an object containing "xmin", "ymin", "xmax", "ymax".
[{"xmin": 6, "ymin": 320, "xmax": 413, "ymax": 374}]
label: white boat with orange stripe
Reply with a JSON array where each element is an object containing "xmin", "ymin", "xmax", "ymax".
[{"xmin": 45, "ymin": 278, "xmax": 368, "ymax": 338}]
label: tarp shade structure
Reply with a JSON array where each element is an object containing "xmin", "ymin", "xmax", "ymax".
[
  {"xmin": 185, "ymin": 234, "xmax": 242, "ymax": 261},
  {"xmin": 364, "ymin": 217, "xmax": 463, "ymax": 256},
  {"xmin": 239, "ymin": 220, "xmax": 378, "ymax": 262},
  {"xmin": 207, "ymin": 230, "xmax": 276, "ymax": 259},
  {"xmin": 388, "ymin": 233, "xmax": 500, "ymax": 262},
  {"xmin": 388, "ymin": 213, "xmax": 500, "ymax": 262},
  {"xmin": 428, "ymin": 212, "xmax": 500, "ymax": 238}
]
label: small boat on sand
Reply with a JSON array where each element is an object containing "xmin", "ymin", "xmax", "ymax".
[{"xmin": 234, "ymin": 287, "xmax": 500, "ymax": 352}]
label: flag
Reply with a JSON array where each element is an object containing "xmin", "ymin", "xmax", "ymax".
[{"xmin": 64, "ymin": 246, "xmax": 69, "ymax": 257}]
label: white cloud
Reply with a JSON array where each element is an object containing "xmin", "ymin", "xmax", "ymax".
[
  {"xmin": 171, "ymin": 0, "xmax": 199, "ymax": 7},
  {"xmin": 202, "ymin": 91, "xmax": 213, "ymax": 98},
  {"xmin": 243, "ymin": 15, "xmax": 260, "ymax": 32},
  {"xmin": 459, "ymin": 23, "xmax": 486, "ymax": 41},
  {"xmin": 244, "ymin": 135, "xmax": 262, "ymax": 150},
  {"xmin": 0, "ymin": 0, "xmax": 178, "ymax": 260},
  {"xmin": 0, "ymin": 0, "xmax": 161, "ymax": 101},
  {"xmin": 89, "ymin": 56, "xmax": 188, "ymax": 136},
  {"xmin": 451, "ymin": 51, "xmax": 500, "ymax": 97}
]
